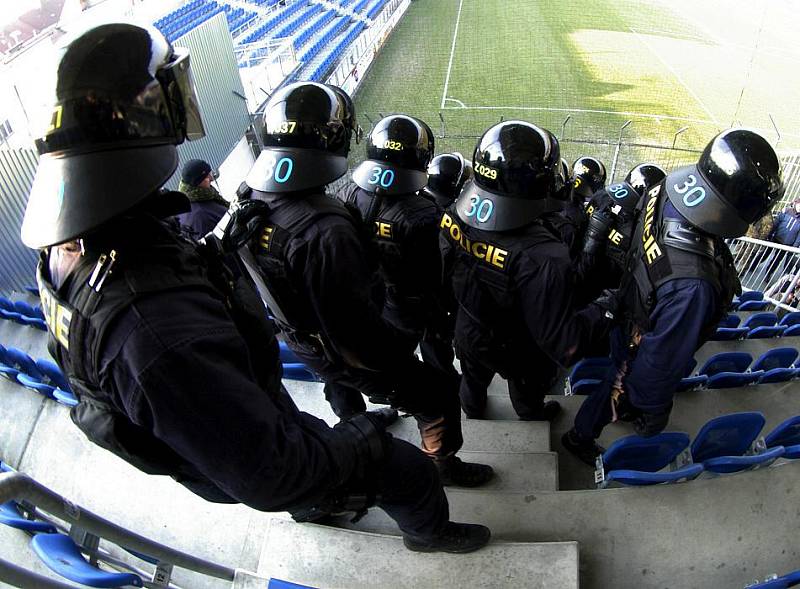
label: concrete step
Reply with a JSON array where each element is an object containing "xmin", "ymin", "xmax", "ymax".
[
  {"xmin": 457, "ymin": 451, "xmax": 558, "ymax": 492},
  {"xmin": 255, "ymin": 518, "xmax": 579, "ymax": 589},
  {"xmin": 284, "ymin": 380, "xmax": 551, "ymax": 452},
  {"xmin": 343, "ymin": 461, "xmax": 800, "ymax": 589}
]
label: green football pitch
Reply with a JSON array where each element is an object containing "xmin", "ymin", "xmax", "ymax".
[{"xmin": 353, "ymin": 0, "xmax": 800, "ymax": 174}]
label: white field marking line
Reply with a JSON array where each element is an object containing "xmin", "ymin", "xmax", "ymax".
[
  {"xmin": 441, "ymin": 0, "xmax": 465, "ymax": 110},
  {"xmin": 441, "ymin": 104, "xmax": 716, "ymax": 125},
  {"xmin": 444, "ymin": 97, "xmax": 467, "ymax": 108},
  {"xmin": 627, "ymin": 26, "xmax": 721, "ymax": 126}
]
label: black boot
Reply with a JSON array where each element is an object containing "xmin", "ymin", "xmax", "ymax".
[
  {"xmin": 403, "ymin": 521, "xmax": 491, "ymax": 553},
  {"xmin": 519, "ymin": 400, "xmax": 562, "ymax": 422},
  {"xmin": 435, "ymin": 456, "xmax": 494, "ymax": 487},
  {"xmin": 561, "ymin": 429, "xmax": 605, "ymax": 467}
]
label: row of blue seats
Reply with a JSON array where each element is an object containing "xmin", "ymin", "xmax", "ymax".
[
  {"xmin": 733, "ymin": 291, "xmax": 766, "ymax": 309},
  {"xmin": 366, "ymin": 0, "xmax": 388, "ymax": 19},
  {"xmin": 0, "ymin": 344, "xmax": 77, "ymax": 406},
  {"xmin": 567, "ymin": 347, "xmax": 800, "ymax": 395},
  {"xmin": 0, "ymin": 463, "xmax": 310, "ymax": 589},
  {"xmin": 163, "ymin": 6, "xmax": 226, "ymax": 41},
  {"xmin": 156, "ymin": 0, "xmax": 220, "ymax": 36},
  {"xmin": 352, "ymin": 0, "xmax": 370, "ymax": 13},
  {"xmin": 0, "ymin": 297, "xmax": 46, "ymax": 331},
  {"xmin": 0, "ymin": 340, "xmax": 316, "ymax": 408},
  {"xmin": 242, "ymin": 0, "xmax": 309, "ymax": 44},
  {"xmin": 595, "ymin": 412, "xmax": 799, "ymax": 487},
  {"xmin": 273, "ymin": 4, "xmax": 321, "ymax": 44},
  {"xmin": 154, "ymin": 0, "xmax": 204, "ymax": 27},
  {"xmin": 714, "ymin": 311, "xmax": 800, "ymax": 340},
  {"xmin": 293, "ymin": 9, "xmax": 336, "ymax": 51},
  {"xmin": 308, "ymin": 22, "xmax": 365, "ymax": 81},
  {"xmin": 299, "ymin": 17, "xmax": 350, "ymax": 64}
]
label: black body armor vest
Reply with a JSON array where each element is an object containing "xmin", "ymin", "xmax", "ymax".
[
  {"xmin": 622, "ymin": 183, "xmax": 740, "ymax": 339},
  {"xmin": 441, "ymin": 208, "xmax": 561, "ymax": 349},
  {"xmin": 38, "ymin": 215, "xmax": 281, "ymax": 501},
  {"xmin": 339, "ymin": 185, "xmax": 439, "ymax": 308},
  {"xmin": 245, "ymin": 191, "xmax": 356, "ymax": 352}
]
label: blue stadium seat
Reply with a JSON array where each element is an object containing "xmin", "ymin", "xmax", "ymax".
[
  {"xmin": 705, "ymin": 370, "xmax": 763, "ymax": 389},
  {"xmin": 278, "ymin": 341, "xmax": 301, "ymax": 364},
  {"xmin": 53, "ymin": 387, "xmax": 79, "ymax": 407},
  {"xmin": 0, "ymin": 347, "xmax": 41, "ymax": 383},
  {"xmin": 747, "ymin": 325, "xmax": 787, "ymax": 339},
  {"xmin": 737, "ymin": 300, "xmax": 770, "ymax": 311},
  {"xmin": 676, "ymin": 373, "xmax": 708, "ymax": 391},
  {"xmin": 779, "ymin": 312, "xmax": 800, "ymax": 327},
  {"xmin": 742, "ymin": 312, "xmax": 778, "ymax": 329},
  {"xmin": 747, "ymin": 569, "xmax": 800, "ymax": 588},
  {"xmin": 752, "ymin": 347, "xmax": 798, "ymax": 371},
  {"xmin": 764, "ymin": 415, "xmax": 800, "ymax": 460},
  {"xmin": 711, "ymin": 327, "xmax": 748, "ymax": 341},
  {"xmin": 698, "ymin": 352, "xmax": 752, "ymax": 377},
  {"xmin": 0, "ymin": 502, "xmax": 57, "ymax": 533},
  {"xmin": 596, "ymin": 433, "xmax": 703, "ymax": 487},
  {"xmin": 31, "ymin": 533, "xmax": 144, "ymax": 588},
  {"xmin": 784, "ymin": 324, "xmax": 800, "ymax": 337},
  {"xmin": 738, "ymin": 290, "xmax": 764, "ymax": 303},
  {"xmin": 282, "ymin": 363, "xmax": 320, "ymax": 382},
  {"xmin": 565, "ymin": 357, "xmax": 612, "ymax": 393},
  {"xmin": 691, "ymin": 412, "xmax": 784, "ymax": 474},
  {"xmin": 757, "ymin": 368, "xmax": 796, "ymax": 384},
  {"xmin": 718, "ymin": 314, "xmax": 741, "ymax": 328}
]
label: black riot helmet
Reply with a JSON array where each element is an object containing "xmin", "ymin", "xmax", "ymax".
[
  {"xmin": 21, "ymin": 22, "xmax": 206, "ymax": 249},
  {"xmin": 454, "ymin": 121, "xmax": 563, "ymax": 231},
  {"xmin": 625, "ymin": 163, "xmax": 666, "ymax": 197},
  {"xmin": 326, "ymin": 84, "xmax": 362, "ymax": 144},
  {"xmin": 572, "ymin": 156, "xmax": 606, "ymax": 199},
  {"xmin": 246, "ymin": 82, "xmax": 352, "ymax": 193},
  {"xmin": 425, "ymin": 152, "xmax": 473, "ymax": 208},
  {"xmin": 352, "ymin": 114, "xmax": 434, "ymax": 195},
  {"xmin": 665, "ymin": 129, "xmax": 784, "ymax": 238}
]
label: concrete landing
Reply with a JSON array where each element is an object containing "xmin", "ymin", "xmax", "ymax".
[
  {"xmin": 256, "ymin": 519, "xmax": 579, "ymax": 589},
  {"xmin": 344, "ymin": 461, "xmax": 800, "ymax": 589},
  {"xmin": 284, "ymin": 380, "xmax": 552, "ymax": 453}
]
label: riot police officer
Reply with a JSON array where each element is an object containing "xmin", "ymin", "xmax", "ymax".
[
  {"xmin": 562, "ymin": 130, "xmax": 783, "ymax": 465},
  {"xmin": 422, "ymin": 152, "xmax": 473, "ymax": 209},
  {"xmin": 22, "ymin": 24, "xmax": 489, "ymax": 553},
  {"xmin": 226, "ymin": 84, "xmax": 493, "ymax": 490},
  {"xmin": 337, "ymin": 115, "xmax": 459, "ymax": 381},
  {"xmin": 441, "ymin": 121, "xmax": 617, "ymax": 420},
  {"xmin": 578, "ymin": 163, "xmax": 667, "ymax": 298},
  {"xmin": 553, "ymin": 156, "xmax": 607, "ymax": 257}
]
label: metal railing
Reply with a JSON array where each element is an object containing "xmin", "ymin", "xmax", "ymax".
[
  {"xmin": 0, "ymin": 471, "xmax": 235, "ymax": 588},
  {"xmin": 731, "ymin": 237, "xmax": 800, "ymax": 312}
]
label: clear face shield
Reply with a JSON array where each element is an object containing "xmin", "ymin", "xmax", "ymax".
[{"xmin": 157, "ymin": 48, "xmax": 206, "ymax": 142}]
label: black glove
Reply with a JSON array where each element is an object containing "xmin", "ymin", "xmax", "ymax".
[
  {"xmin": 210, "ymin": 198, "xmax": 271, "ymax": 253},
  {"xmin": 633, "ymin": 407, "xmax": 672, "ymax": 437},
  {"xmin": 582, "ymin": 207, "xmax": 615, "ymax": 256},
  {"xmin": 592, "ymin": 288, "xmax": 621, "ymax": 320}
]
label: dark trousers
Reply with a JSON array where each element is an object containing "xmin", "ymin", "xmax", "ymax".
[
  {"xmin": 458, "ymin": 352, "xmax": 556, "ymax": 419},
  {"xmin": 572, "ymin": 364, "xmax": 618, "ymax": 441},
  {"xmin": 373, "ymin": 437, "xmax": 449, "ymax": 537},
  {"xmin": 419, "ymin": 330, "xmax": 459, "ymax": 381},
  {"xmin": 292, "ymin": 346, "xmax": 464, "ymax": 460}
]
